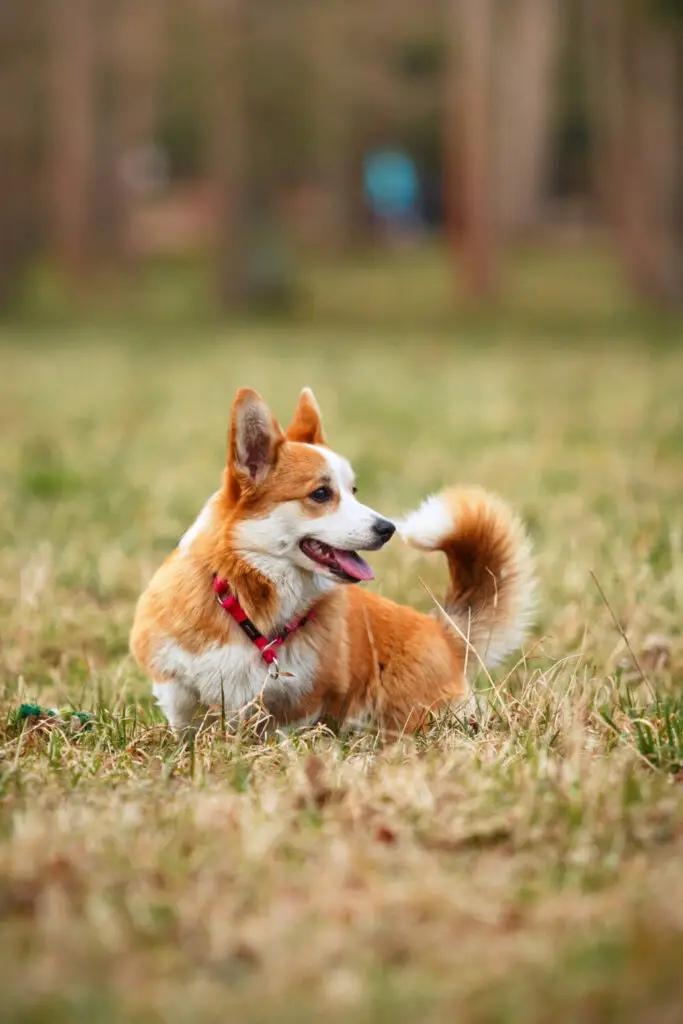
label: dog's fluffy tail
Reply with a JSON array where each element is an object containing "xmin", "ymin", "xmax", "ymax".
[{"xmin": 399, "ymin": 487, "xmax": 536, "ymax": 671}]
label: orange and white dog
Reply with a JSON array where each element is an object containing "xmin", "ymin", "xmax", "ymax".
[{"xmin": 130, "ymin": 387, "xmax": 535, "ymax": 734}]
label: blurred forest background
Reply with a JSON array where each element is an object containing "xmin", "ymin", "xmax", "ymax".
[{"xmin": 1, "ymin": 0, "xmax": 683, "ymax": 316}]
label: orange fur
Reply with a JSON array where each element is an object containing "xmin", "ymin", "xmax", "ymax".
[
  {"xmin": 285, "ymin": 387, "xmax": 327, "ymax": 445},
  {"xmin": 276, "ymin": 588, "xmax": 467, "ymax": 733}
]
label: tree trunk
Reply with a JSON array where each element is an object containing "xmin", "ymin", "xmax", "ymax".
[
  {"xmin": 446, "ymin": 0, "xmax": 497, "ymax": 300},
  {"xmin": 108, "ymin": 0, "xmax": 164, "ymax": 268},
  {"xmin": 494, "ymin": 0, "xmax": 561, "ymax": 235},
  {"xmin": 201, "ymin": 0, "xmax": 252, "ymax": 308},
  {"xmin": 0, "ymin": 3, "xmax": 43, "ymax": 309},
  {"xmin": 585, "ymin": 0, "xmax": 682, "ymax": 304},
  {"xmin": 309, "ymin": 0, "xmax": 353, "ymax": 252},
  {"xmin": 51, "ymin": 0, "xmax": 95, "ymax": 284}
]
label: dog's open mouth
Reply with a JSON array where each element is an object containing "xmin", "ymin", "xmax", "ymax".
[{"xmin": 300, "ymin": 538, "xmax": 374, "ymax": 583}]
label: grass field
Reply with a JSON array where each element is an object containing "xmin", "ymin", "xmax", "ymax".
[{"xmin": 2, "ymin": 248, "xmax": 683, "ymax": 1021}]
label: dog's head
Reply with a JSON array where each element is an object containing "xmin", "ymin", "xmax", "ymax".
[{"xmin": 223, "ymin": 387, "xmax": 395, "ymax": 586}]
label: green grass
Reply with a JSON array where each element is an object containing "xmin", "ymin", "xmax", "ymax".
[{"xmin": 2, "ymin": 247, "xmax": 683, "ymax": 1021}]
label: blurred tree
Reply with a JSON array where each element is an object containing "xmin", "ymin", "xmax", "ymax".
[
  {"xmin": 89, "ymin": 0, "xmax": 127, "ymax": 267},
  {"xmin": 551, "ymin": 3, "xmax": 593, "ymax": 202},
  {"xmin": 101, "ymin": 0, "xmax": 164, "ymax": 267},
  {"xmin": 158, "ymin": 4, "xmax": 207, "ymax": 182},
  {"xmin": 51, "ymin": 0, "xmax": 96, "ymax": 284},
  {"xmin": 0, "ymin": 2, "xmax": 43, "ymax": 310},
  {"xmin": 494, "ymin": 0, "xmax": 561, "ymax": 234},
  {"xmin": 201, "ymin": 0, "xmax": 252, "ymax": 307},
  {"xmin": 447, "ymin": 0, "xmax": 498, "ymax": 299},
  {"xmin": 309, "ymin": 0, "xmax": 353, "ymax": 252},
  {"xmin": 585, "ymin": 0, "xmax": 682, "ymax": 303}
]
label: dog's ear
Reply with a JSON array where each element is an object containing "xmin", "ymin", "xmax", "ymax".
[
  {"xmin": 285, "ymin": 387, "xmax": 326, "ymax": 445},
  {"xmin": 228, "ymin": 388, "xmax": 284, "ymax": 491}
]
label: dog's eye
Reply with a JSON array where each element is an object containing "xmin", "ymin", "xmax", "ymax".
[
  {"xmin": 309, "ymin": 486, "xmax": 333, "ymax": 503},
  {"xmin": 352, "ymin": 486, "xmax": 358, "ymax": 495}
]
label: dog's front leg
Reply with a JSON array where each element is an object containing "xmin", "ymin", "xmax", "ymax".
[{"xmin": 153, "ymin": 679, "xmax": 201, "ymax": 735}]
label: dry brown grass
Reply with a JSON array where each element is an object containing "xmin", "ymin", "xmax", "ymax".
[{"xmin": 2, "ymin": 289, "xmax": 683, "ymax": 1020}]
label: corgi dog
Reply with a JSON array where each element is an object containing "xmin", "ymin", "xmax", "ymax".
[{"xmin": 130, "ymin": 387, "xmax": 535, "ymax": 734}]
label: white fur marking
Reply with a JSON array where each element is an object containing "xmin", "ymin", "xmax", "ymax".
[
  {"xmin": 152, "ymin": 633, "xmax": 320, "ymax": 727},
  {"xmin": 152, "ymin": 680, "xmax": 200, "ymax": 732},
  {"xmin": 179, "ymin": 491, "xmax": 218, "ymax": 552},
  {"xmin": 311, "ymin": 446, "xmax": 355, "ymax": 493},
  {"xmin": 398, "ymin": 494, "xmax": 454, "ymax": 549}
]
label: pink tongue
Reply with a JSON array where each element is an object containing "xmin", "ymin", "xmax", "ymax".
[{"xmin": 333, "ymin": 548, "xmax": 374, "ymax": 581}]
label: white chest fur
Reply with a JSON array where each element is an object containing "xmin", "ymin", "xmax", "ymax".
[{"xmin": 151, "ymin": 631, "xmax": 319, "ymax": 730}]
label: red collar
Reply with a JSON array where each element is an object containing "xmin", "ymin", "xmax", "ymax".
[{"xmin": 212, "ymin": 574, "xmax": 315, "ymax": 665}]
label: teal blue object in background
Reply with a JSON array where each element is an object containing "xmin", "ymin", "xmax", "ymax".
[{"xmin": 364, "ymin": 150, "xmax": 419, "ymax": 221}]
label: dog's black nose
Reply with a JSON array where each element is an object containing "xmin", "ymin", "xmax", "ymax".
[{"xmin": 373, "ymin": 518, "xmax": 396, "ymax": 543}]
